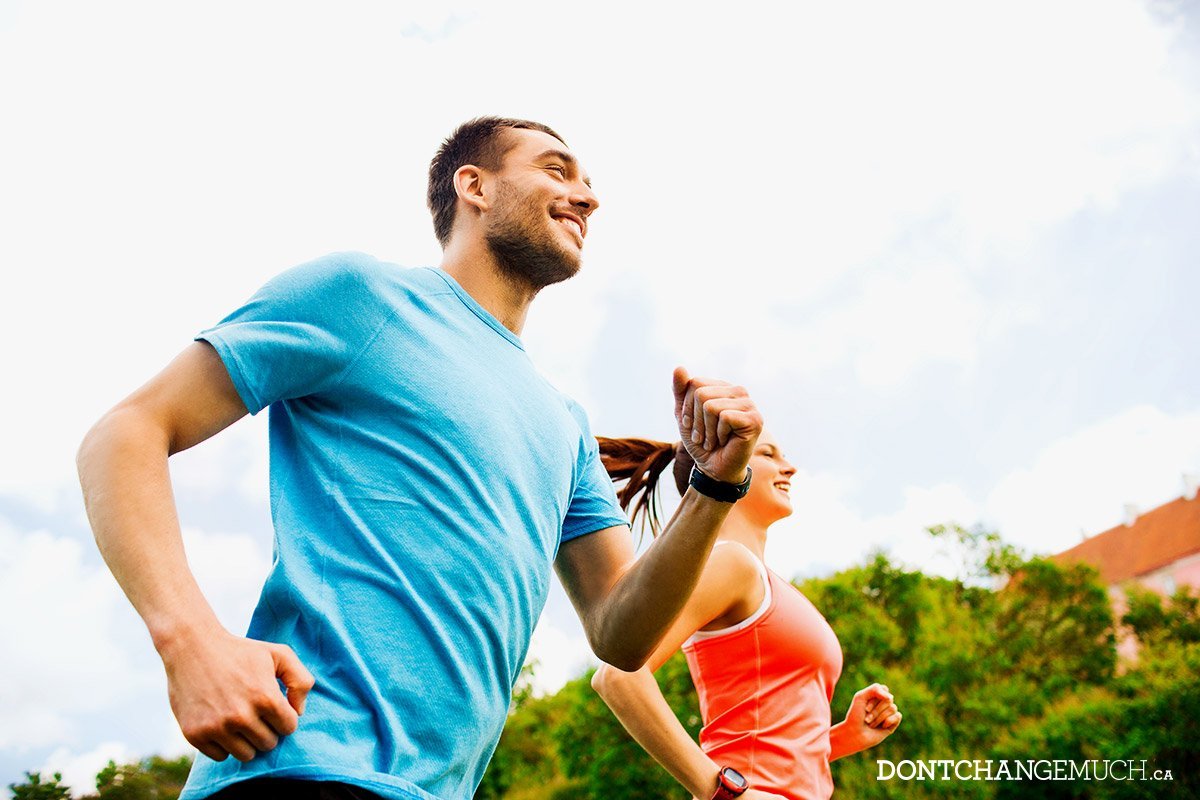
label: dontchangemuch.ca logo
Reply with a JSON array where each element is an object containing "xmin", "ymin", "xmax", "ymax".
[{"xmin": 876, "ymin": 759, "xmax": 1175, "ymax": 783}]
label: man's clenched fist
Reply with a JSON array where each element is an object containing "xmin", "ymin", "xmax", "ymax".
[
  {"xmin": 673, "ymin": 367, "xmax": 763, "ymax": 485},
  {"xmin": 160, "ymin": 624, "xmax": 315, "ymax": 763}
]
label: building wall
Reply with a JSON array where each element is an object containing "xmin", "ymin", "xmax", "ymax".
[{"xmin": 1136, "ymin": 550, "xmax": 1200, "ymax": 596}]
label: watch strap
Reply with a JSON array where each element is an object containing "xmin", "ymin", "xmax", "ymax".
[{"xmin": 689, "ymin": 466, "xmax": 752, "ymax": 503}]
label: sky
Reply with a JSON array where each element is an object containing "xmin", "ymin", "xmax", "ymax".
[{"xmin": 1, "ymin": 0, "xmax": 1198, "ymax": 794}]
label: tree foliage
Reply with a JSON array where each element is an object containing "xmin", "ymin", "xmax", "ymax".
[
  {"xmin": 84, "ymin": 756, "xmax": 192, "ymax": 800},
  {"xmin": 16, "ymin": 529, "xmax": 1200, "ymax": 799},
  {"xmin": 9, "ymin": 772, "xmax": 72, "ymax": 800},
  {"xmin": 479, "ymin": 525, "xmax": 1196, "ymax": 799},
  {"xmin": 9, "ymin": 757, "xmax": 193, "ymax": 800}
]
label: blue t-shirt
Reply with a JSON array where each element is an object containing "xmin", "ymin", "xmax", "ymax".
[{"xmin": 179, "ymin": 253, "xmax": 628, "ymax": 800}]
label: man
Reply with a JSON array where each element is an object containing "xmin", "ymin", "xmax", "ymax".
[{"xmin": 77, "ymin": 117, "xmax": 762, "ymax": 800}]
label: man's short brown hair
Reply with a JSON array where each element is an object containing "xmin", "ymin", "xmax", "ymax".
[{"xmin": 427, "ymin": 116, "xmax": 565, "ymax": 247}]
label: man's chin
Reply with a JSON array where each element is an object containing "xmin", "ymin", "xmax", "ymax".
[
  {"xmin": 488, "ymin": 234, "xmax": 581, "ymax": 290},
  {"xmin": 531, "ymin": 258, "xmax": 581, "ymax": 290}
]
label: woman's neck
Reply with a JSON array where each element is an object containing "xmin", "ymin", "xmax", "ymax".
[{"xmin": 717, "ymin": 513, "xmax": 769, "ymax": 561}]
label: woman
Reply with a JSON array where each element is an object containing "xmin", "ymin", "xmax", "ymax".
[{"xmin": 591, "ymin": 432, "xmax": 902, "ymax": 800}]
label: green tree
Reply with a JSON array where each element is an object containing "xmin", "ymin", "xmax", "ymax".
[
  {"xmin": 991, "ymin": 558, "xmax": 1116, "ymax": 700},
  {"xmin": 992, "ymin": 642, "xmax": 1200, "ymax": 799},
  {"xmin": 551, "ymin": 653, "xmax": 699, "ymax": 800},
  {"xmin": 927, "ymin": 522, "xmax": 1023, "ymax": 586},
  {"xmin": 1123, "ymin": 585, "xmax": 1200, "ymax": 648},
  {"xmin": 8, "ymin": 772, "xmax": 72, "ymax": 800},
  {"xmin": 451, "ymin": 527, "xmax": 1200, "ymax": 798},
  {"xmin": 80, "ymin": 755, "xmax": 192, "ymax": 800},
  {"xmin": 475, "ymin": 664, "xmax": 577, "ymax": 800}
]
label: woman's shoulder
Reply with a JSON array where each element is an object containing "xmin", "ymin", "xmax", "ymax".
[
  {"xmin": 693, "ymin": 541, "xmax": 769, "ymax": 632},
  {"xmin": 705, "ymin": 540, "xmax": 762, "ymax": 583}
]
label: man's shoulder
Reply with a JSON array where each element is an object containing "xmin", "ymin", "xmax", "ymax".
[
  {"xmin": 551, "ymin": 392, "xmax": 602, "ymax": 455},
  {"xmin": 263, "ymin": 253, "xmax": 449, "ymax": 311},
  {"xmin": 278, "ymin": 251, "xmax": 419, "ymax": 289}
]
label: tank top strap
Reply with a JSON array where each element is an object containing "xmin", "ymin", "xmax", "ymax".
[{"xmin": 686, "ymin": 541, "xmax": 773, "ymax": 643}]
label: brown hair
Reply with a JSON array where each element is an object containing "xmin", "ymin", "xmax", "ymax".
[
  {"xmin": 427, "ymin": 116, "xmax": 566, "ymax": 247},
  {"xmin": 597, "ymin": 437, "xmax": 695, "ymax": 538}
]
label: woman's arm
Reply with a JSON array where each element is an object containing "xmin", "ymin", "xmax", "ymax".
[
  {"xmin": 829, "ymin": 683, "xmax": 902, "ymax": 761},
  {"xmin": 592, "ymin": 545, "xmax": 785, "ymax": 799},
  {"xmin": 592, "ymin": 664, "xmax": 723, "ymax": 798}
]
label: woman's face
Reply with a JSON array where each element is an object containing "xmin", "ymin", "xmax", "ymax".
[{"xmin": 741, "ymin": 430, "xmax": 797, "ymax": 526}]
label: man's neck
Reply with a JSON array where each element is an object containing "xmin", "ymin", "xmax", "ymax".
[{"xmin": 439, "ymin": 240, "xmax": 538, "ymax": 336}]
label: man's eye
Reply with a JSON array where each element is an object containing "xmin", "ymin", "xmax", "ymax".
[{"xmin": 547, "ymin": 165, "xmax": 565, "ymax": 175}]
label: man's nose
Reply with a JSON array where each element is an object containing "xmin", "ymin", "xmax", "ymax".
[{"xmin": 570, "ymin": 183, "xmax": 600, "ymax": 216}]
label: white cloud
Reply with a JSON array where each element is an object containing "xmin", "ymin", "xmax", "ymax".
[
  {"xmin": 768, "ymin": 405, "xmax": 1200, "ymax": 579},
  {"xmin": 766, "ymin": 471, "xmax": 981, "ymax": 580},
  {"xmin": 180, "ymin": 526, "xmax": 274, "ymax": 636},
  {"xmin": 740, "ymin": 261, "xmax": 989, "ymax": 390},
  {"xmin": 0, "ymin": 522, "xmax": 149, "ymax": 751},
  {"xmin": 983, "ymin": 405, "xmax": 1200, "ymax": 553},
  {"xmin": 169, "ymin": 419, "xmax": 268, "ymax": 503},
  {"xmin": 0, "ymin": 511, "xmax": 267, "ymax": 765},
  {"xmin": 2, "ymin": 0, "xmax": 1195, "ymax": 505},
  {"xmin": 620, "ymin": 0, "xmax": 1199, "ymax": 381}
]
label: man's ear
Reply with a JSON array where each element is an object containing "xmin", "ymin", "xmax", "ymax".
[{"xmin": 454, "ymin": 164, "xmax": 489, "ymax": 213}]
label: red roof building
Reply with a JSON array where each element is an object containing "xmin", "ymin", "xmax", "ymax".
[
  {"xmin": 1052, "ymin": 489, "xmax": 1200, "ymax": 663},
  {"xmin": 1053, "ymin": 491, "xmax": 1200, "ymax": 597}
]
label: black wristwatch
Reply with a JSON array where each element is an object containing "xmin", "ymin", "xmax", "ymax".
[
  {"xmin": 689, "ymin": 466, "xmax": 752, "ymax": 503},
  {"xmin": 711, "ymin": 766, "xmax": 749, "ymax": 798}
]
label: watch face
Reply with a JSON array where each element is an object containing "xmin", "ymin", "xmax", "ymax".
[{"xmin": 720, "ymin": 767, "xmax": 747, "ymax": 789}]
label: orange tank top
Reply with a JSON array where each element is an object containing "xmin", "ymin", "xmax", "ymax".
[{"xmin": 682, "ymin": 548, "xmax": 843, "ymax": 800}]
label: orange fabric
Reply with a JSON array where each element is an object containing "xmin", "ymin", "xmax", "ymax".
[{"xmin": 683, "ymin": 570, "xmax": 843, "ymax": 800}]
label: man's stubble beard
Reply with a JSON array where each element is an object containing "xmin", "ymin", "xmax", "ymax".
[{"xmin": 484, "ymin": 179, "xmax": 581, "ymax": 292}]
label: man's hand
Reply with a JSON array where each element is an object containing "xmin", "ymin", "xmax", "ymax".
[
  {"xmin": 159, "ymin": 625, "xmax": 315, "ymax": 763},
  {"xmin": 673, "ymin": 367, "xmax": 762, "ymax": 484},
  {"xmin": 841, "ymin": 683, "xmax": 902, "ymax": 751},
  {"xmin": 693, "ymin": 790, "xmax": 788, "ymax": 800}
]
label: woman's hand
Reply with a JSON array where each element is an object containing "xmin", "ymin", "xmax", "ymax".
[
  {"xmin": 693, "ymin": 791, "xmax": 788, "ymax": 800},
  {"xmin": 841, "ymin": 683, "xmax": 902, "ymax": 750}
]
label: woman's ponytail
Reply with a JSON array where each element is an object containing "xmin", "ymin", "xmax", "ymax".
[{"xmin": 596, "ymin": 437, "xmax": 694, "ymax": 538}]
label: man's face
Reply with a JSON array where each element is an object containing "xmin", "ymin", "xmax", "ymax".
[{"xmin": 483, "ymin": 128, "xmax": 600, "ymax": 290}]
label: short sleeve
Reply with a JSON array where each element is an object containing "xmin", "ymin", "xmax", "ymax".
[
  {"xmin": 196, "ymin": 252, "xmax": 393, "ymax": 415},
  {"xmin": 560, "ymin": 401, "xmax": 630, "ymax": 543}
]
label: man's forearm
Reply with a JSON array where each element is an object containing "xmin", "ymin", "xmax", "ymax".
[
  {"xmin": 590, "ymin": 488, "xmax": 732, "ymax": 670},
  {"xmin": 77, "ymin": 407, "xmax": 223, "ymax": 649}
]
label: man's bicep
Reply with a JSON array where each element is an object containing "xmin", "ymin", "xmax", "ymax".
[
  {"xmin": 122, "ymin": 341, "xmax": 250, "ymax": 454},
  {"xmin": 554, "ymin": 525, "xmax": 635, "ymax": 624},
  {"xmin": 640, "ymin": 550, "xmax": 756, "ymax": 672}
]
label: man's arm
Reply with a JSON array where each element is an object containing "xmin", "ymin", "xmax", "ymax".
[
  {"xmin": 591, "ymin": 547, "xmax": 786, "ymax": 800},
  {"xmin": 555, "ymin": 367, "xmax": 762, "ymax": 671},
  {"xmin": 77, "ymin": 342, "xmax": 314, "ymax": 763}
]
